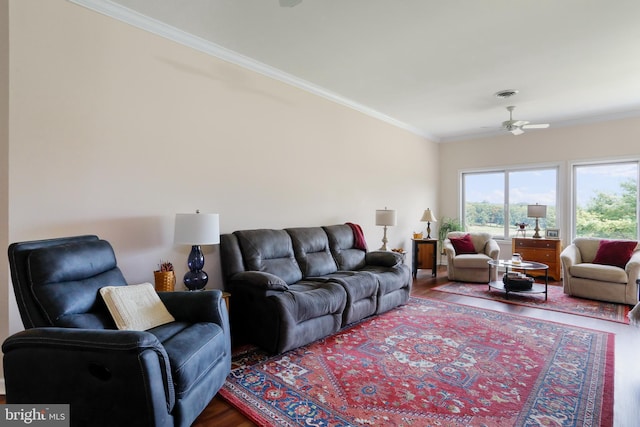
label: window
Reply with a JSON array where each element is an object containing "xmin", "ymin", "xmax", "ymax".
[
  {"xmin": 573, "ymin": 161, "xmax": 638, "ymax": 239},
  {"xmin": 462, "ymin": 167, "xmax": 558, "ymax": 239}
]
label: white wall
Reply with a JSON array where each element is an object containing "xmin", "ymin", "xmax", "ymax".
[
  {"xmin": 438, "ymin": 115, "xmax": 640, "ymax": 255},
  {"xmin": 2, "ymin": 0, "xmax": 438, "ymax": 383},
  {"xmin": 1, "ymin": 0, "xmax": 9, "ymax": 394}
]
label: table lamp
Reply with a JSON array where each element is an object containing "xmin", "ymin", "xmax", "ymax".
[
  {"xmin": 527, "ymin": 204, "xmax": 547, "ymax": 239},
  {"xmin": 174, "ymin": 210, "xmax": 220, "ymax": 291},
  {"xmin": 420, "ymin": 208, "xmax": 437, "ymax": 239},
  {"xmin": 375, "ymin": 207, "xmax": 397, "ymax": 251}
]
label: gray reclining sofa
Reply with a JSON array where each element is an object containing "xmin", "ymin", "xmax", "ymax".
[{"xmin": 220, "ymin": 224, "xmax": 411, "ymax": 354}]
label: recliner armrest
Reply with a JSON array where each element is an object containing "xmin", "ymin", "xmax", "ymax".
[
  {"xmin": 159, "ymin": 289, "xmax": 229, "ymax": 326},
  {"xmin": 2, "ymin": 327, "xmax": 175, "ymax": 424},
  {"xmin": 2, "ymin": 327, "xmax": 166, "ymax": 353}
]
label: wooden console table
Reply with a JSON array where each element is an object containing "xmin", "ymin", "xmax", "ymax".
[{"xmin": 412, "ymin": 239, "xmax": 437, "ymax": 278}]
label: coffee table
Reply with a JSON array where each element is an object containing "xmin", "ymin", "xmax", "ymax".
[{"xmin": 487, "ymin": 259, "xmax": 549, "ymax": 301}]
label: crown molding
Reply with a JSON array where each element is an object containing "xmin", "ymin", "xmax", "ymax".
[{"xmin": 68, "ymin": 0, "xmax": 437, "ymax": 141}]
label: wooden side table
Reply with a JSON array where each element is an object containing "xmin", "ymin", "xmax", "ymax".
[
  {"xmin": 412, "ymin": 239, "xmax": 438, "ymax": 278},
  {"xmin": 222, "ymin": 291, "xmax": 230, "ymax": 313}
]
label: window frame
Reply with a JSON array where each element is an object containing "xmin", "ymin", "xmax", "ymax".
[
  {"xmin": 569, "ymin": 157, "xmax": 640, "ymax": 241},
  {"xmin": 460, "ymin": 163, "xmax": 561, "ymax": 240}
]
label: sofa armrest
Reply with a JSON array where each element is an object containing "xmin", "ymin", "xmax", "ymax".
[
  {"xmin": 625, "ymin": 251, "xmax": 640, "ymax": 278},
  {"xmin": 2, "ymin": 328, "xmax": 174, "ymax": 424},
  {"xmin": 443, "ymin": 239, "xmax": 456, "ymax": 258},
  {"xmin": 159, "ymin": 290, "xmax": 229, "ymax": 327},
  {"xmin": 484, "ymin": 239, "xmax": 500, "ymax": 260},
  {"xmin": 228, "ymin": 271, "xmax": 289, "ymax": 290},
  {"xmin": 365, "ymin": 251, "xmax": 403, "ymax": 268},
  {"xmin": 560, "ymin": 244, "xmax": 582, "ymax": 268}
]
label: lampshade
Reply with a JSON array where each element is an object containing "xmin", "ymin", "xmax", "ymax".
[
  {"xmin": 420, "ymin": 209, "xmax": 437, "ymax": 223},
  {"xmin": 375, "ymin": 209, "xmax": 397, "ymax": 227},
  {"xmin": 527, "ymin": 204, "xmax": 547, "ymax": 218},
  {"xmin": 174, "ymin": 212, "xmax": 220, "ymax": 245}
]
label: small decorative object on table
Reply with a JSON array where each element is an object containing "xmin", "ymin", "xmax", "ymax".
[
  {"xmin": 545, "ymin": 228, "xmax": 560, "ymax": 239},
  {"xmin": 154, "ymin": 260, "xmax": 176, "ymax": 292}
]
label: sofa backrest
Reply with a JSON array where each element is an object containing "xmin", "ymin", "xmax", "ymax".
[
  {"xmin": 447, "ymin": 231, "xmax": 492, "ymax": 253},
  {"xmin": 323, "ymin": 224, "xmax": 367, "ymax": 270},
  {"xmin": 286, "ymin": 227, "xmax": 338, "ymax": 277},
  {"xmin": 9, "ymin": 236, "xmax": 126, "ymax": 329},
  {"xmin": 234, "ymin": 229, "xmax": 303, "ymax": 285},
  {"xmin": 573, "ymin": 237, "xmax": 640, "ymax": 263}
]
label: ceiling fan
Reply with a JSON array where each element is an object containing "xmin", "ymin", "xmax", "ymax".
[{"xmin": 500, "ymin": 106, "xmax": 550, "ymax": 135}]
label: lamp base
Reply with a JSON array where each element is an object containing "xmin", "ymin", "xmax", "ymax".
[
  {"xmin": 532, "ymin": 218, "xmax": 542, "ymax": 238},
  {"xmin": 184, "ymin": 270, "xmax": 208, "ymax": 291},
  {"xmin": 379, "ymin": 225, "xmax": 390, "ymax": 251},
  {"xmin": 184, "ymin": 245, "xmax": 208, "ymax": 291}
]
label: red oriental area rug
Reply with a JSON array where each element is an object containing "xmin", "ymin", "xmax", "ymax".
[
  {"xmin": 433, "ymin": 282, "xmax": 630, "ymax": 324},
  {"xmin": 219, "ymin": 297, "xmax": 614, "ymax": 426}
]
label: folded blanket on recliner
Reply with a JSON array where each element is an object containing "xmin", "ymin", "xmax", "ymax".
[{"xmin": 346, "ymin": 222, "xmax": 367, "ymax": 251}]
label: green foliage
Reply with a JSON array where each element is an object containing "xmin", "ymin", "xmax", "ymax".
[
  {"xmin": 438, "ymin": 217, "xmax": 462, "ymax": 253},
  {"xmin": 464, "ymin": 203, "xmax": 556, "ymax": 230},
  {"xmin": 576, "ymin": 179, "xmax": 637, "ymax": 238}
]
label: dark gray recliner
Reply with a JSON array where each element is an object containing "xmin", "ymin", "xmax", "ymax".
[{"xmin": 3, "ymin": 235, "xmax": 231, "ymax": 427}]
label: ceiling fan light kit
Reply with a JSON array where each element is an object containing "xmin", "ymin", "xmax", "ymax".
[{"xmin": 500, "ymin": 105, "xmax": 550, "ymax": 136}]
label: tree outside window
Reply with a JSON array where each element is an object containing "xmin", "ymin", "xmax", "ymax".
[{"xmin": 574, "ymin": 162, "xmax": 638, "ymax": 239}]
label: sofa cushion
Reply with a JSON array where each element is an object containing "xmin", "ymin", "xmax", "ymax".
[
  {"xmin": 570, "ymin": 263, "xmax": 629, "ymax": 284},
  {"xmin": 235, "ymin": 229, "xmax": 303, "ymax": 285},
  {"xmin": 450, "ymin": 234, "xmax": 477, "ymax": 254},
  {"xmin": 281, "ymin": 281, "xmax": 347, "ymax": 324},
  {"xmin": 323, "ymin": 225, "xmax": 367, "ymax": 270},
  {"xmin": 592, "ymin": 240, "xmax": 638, "ymax": 269},
  {"xmin": 365, "ymin": 251, "xmax": 403, "ymax": 268},
  {"xmin": 286, "ymin": 227, "xmax": 338, "ymax": 277}
]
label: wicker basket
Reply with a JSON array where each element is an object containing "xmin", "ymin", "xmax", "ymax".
[{"xmin": 154, "ymin": 271, "xmax": 176, "ymax": 292}]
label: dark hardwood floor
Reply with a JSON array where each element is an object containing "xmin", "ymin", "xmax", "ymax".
[{"xmin": 3, "ymin": 267, "xmax": 639, "ymax": 426}]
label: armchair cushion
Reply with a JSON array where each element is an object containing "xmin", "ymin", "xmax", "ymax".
[
  {"xmin": 100, "ymin": 283, "xmax": 175, "ymax": 331},
  {"xmin": 569, "ymin": 263, "xmax": 629, "ymax": 284},
  {"xmin": 592, "ymin": 240, "xmax": 638, "ymax": 269},
  {"xmin": 449, "ymin": 234, "xmax": 476, "ymax": 254}
]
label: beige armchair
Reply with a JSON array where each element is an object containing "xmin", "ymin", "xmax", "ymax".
[
  {"xmin": 560, "ymin": 238, "xmax": 640, "ymax": 305},
  {"xmin": 443, "ymin": 232, "xmax": 500, "ymax": 283}
]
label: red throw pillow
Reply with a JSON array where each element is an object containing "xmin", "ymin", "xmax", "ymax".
[
  {"xmin": 592, "ymin": 240, "xmax": 638, "ymax": 269},
  {"xmin": 450, "ymin": 234, "xmax": 476, "ymax": 255}
]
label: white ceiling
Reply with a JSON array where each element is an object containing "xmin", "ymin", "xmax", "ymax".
[{"xmin": 78, "ymin": 0, "xmax": 640, "ymax": 142}]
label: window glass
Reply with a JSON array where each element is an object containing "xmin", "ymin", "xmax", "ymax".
[
  {"xmin": 463, "ymin": 167, "xmax": 557, "ymax": 239},
  {"xmin": 574, "ymin": 162, "xmax": 638, "ymax": 239}
]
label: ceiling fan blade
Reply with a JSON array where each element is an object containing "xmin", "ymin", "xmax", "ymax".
[
  {"xmin": 522, "ymin": 123, "xmax": 550, "ymax": 129},
  {"xmin": 511, "ymin": 120, "xmax": 529, "ymax": 127},
  {"xmin": 510, "ymin": 128, "xmax": 525, "ymax": 136}
]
